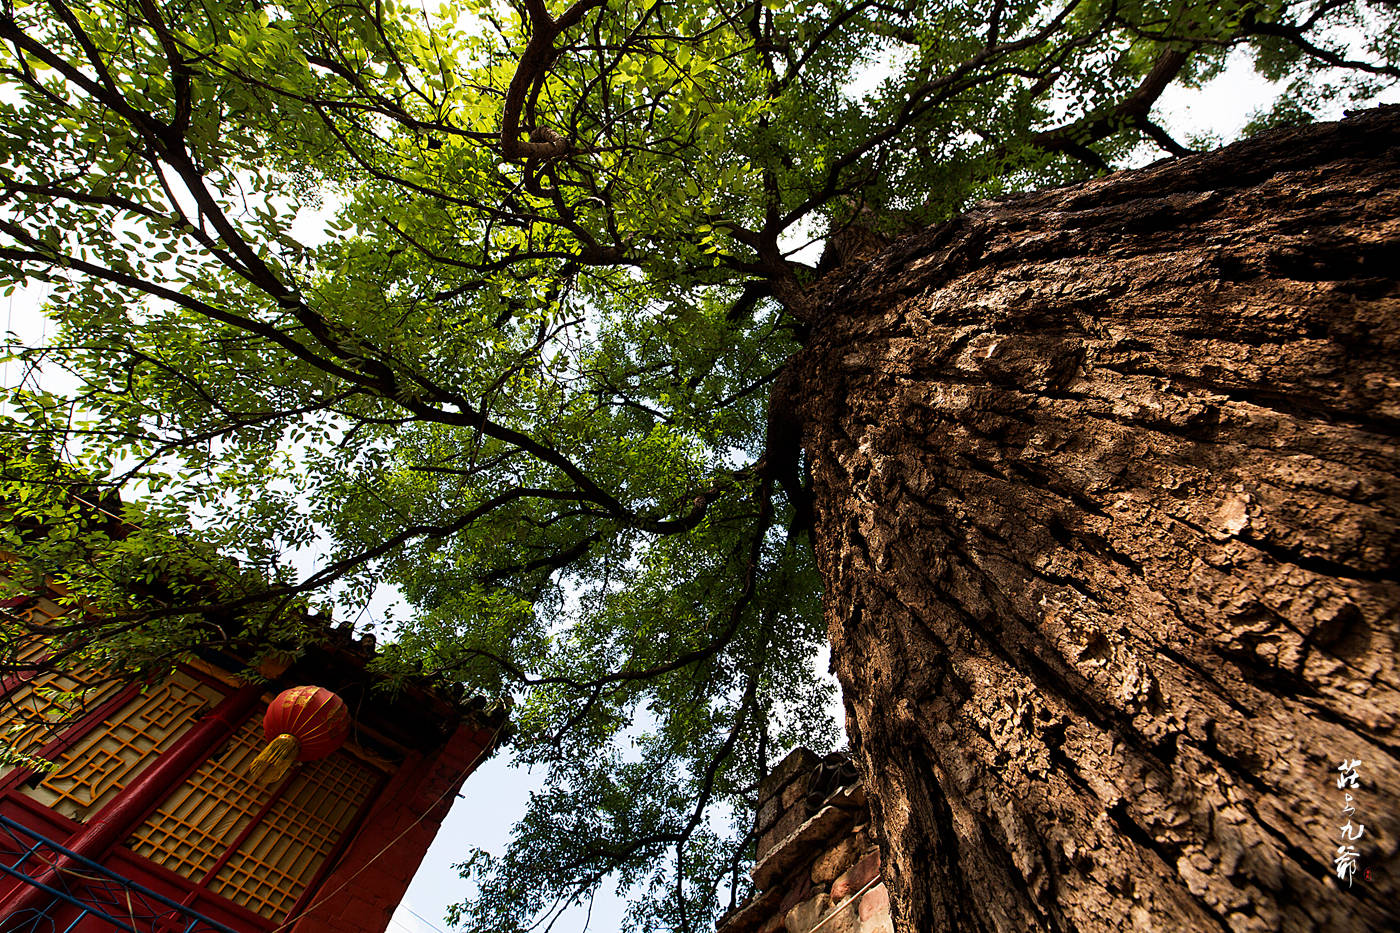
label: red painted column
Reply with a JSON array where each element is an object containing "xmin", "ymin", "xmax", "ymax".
[{"xmin": 0, "ymin": 681, "xmax": 262, "ymax": 918}]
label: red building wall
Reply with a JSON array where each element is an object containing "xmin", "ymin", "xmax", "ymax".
[
  {"xmin": 289, "ymin": 721, "xmax": 494, "ymax": 933},
  {"xmin": 0, "ymin": 604, "xmax": 503, "ymax": 933}
]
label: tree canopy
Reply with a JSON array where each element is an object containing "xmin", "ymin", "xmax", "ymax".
[{"xmin": 1, "ymin": 0, "xmax": 1396, "ymax": 929}]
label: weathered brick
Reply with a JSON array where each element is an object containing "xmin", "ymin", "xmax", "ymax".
[
  {"xmin": 781, "ymin": 775, "xmax": 811, "ymax": 810},
  {"xmin": 762, "ymin": 749, "xmax": 820, "ymax": 794},
  {"xmin": 785, "ymin": 893, "xmax": 831, "ymax": 933},
  {"xmin": 717, "ymin": 886, "xmax": 781, "ymax": 933},
  {"xmin": 776, "ymin": 872, "xmax": 814, "ymax": 916},
  {"xmin": 813, "ymin": 897, "xmax": 861, "ymax": 933},
  {"xmin": 758, "ymin": 914, "xmax": 786, "ymax": 933},
  {"xmin": 858, "ymin": 883, "xmax": 889, "ymax": 924},
  {"xmin": 830, "ymin": 849, "xmax": 880, "ymax": 902},
  {"xmin": 857, "ymin": 910, "xmax": 894, "ymax": 933},
  {"xmin": 755, "ymin": 805, "xmax": 856, "ymax": 890},
  {"xmin": 811, "ymin": 834, "xmax": 863, "ymax": 885},
  {"xmin": 812, "ymin": 823, "xmax": 873, "ymax": 885},
  {"xmin": 763, "ymin": 803, "xmax": 809, "ymax": 859},
  {"xmin": 757, "ymin": 749, "xmax": 820, "ymax": 858}
]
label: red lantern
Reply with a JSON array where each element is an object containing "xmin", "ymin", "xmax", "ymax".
[{"xmin": 247, "ymin": 686, "xmax": 350, "ymax": 784}]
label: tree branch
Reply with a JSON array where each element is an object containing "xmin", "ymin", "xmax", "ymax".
[{"xmin": 500, "ymin": 0, "xmax": 608, "ymax": 161}]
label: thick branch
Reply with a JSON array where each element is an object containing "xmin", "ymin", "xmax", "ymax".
[
  {"xmin": 500, "ymin": 0, "xmax": 607, "ymax": 161},
  {"xmin": 1032, "ymin": 48, "xmax": 1189, "ymax": 166}
]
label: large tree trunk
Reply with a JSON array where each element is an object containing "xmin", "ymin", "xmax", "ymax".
[{"xmin": 799, "ymin": 106, "xmax": 1400, "ymax": 932}]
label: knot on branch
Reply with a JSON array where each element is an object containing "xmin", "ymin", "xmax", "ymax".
[
  {"xmin": 502, "ymin": 124, "xmax": 572, "ymax": 162},
  {"xmin": 529, "ymin": 125, "xmax": 570, "ymax": 158}
]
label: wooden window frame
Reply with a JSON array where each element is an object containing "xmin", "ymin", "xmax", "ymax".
[
  {"xmin": 125, "ymin": 696, "xmax": 391, "ymax": 922},
  {"xmin": 1, "ymin": 652, "xmax": 397, "ymax": 924}
]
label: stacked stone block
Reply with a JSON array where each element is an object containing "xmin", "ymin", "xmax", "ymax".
[{"xmin": 717, "ymin": 749, "xmax": 892, "ymax": 933}]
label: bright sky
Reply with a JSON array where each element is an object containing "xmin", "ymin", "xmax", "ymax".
[{"xmin": 2, "ymin": 21, "xmax": 1397, "ymax": 933}]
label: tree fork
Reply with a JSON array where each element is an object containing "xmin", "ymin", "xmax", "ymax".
[{"xmin": 799, "ymin": 107, "xmax": 1400, "ymax": 932}]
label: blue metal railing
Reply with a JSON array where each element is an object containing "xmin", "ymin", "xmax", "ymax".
[{"xmin": 0, "ymin": 813, "xmax": 243, "ymax": 933}]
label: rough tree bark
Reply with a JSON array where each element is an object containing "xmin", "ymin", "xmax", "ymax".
[{"xmin": 797, "ymin": 106, "xmax": 1400, "ymax": 932}]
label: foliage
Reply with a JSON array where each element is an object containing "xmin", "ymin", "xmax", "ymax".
[
  {"xmin": 0, "ymin": 0, "xmax": 1394, "ymax": 929},
  {"xmin": 0, "ymin": 435, "xmax": 317, "ymax": 678}
]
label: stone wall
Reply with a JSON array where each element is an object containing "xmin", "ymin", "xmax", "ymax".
[{"xmin": 717, "ymin": 749, "xmax": 891, "ymax": 933}]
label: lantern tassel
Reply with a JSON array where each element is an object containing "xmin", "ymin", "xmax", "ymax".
[{"xmin": 248, "ymin": 733, "xmax": 300, "ymax": 784}]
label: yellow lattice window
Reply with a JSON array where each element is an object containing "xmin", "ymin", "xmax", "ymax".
[
  {"xmin": 0, "ymin": 664, "xmax": 121, "ymax": 765},
  {"xmin": 128, "ymin": 715, "xmax": 272, "ymax": 882},
  {"xmin": 8, "ymin": 629, "xmax": 50, "ymax": 667},
  {"xmin": 0, "ymin": 600, "xmax": 122, "ymax": 770},
  {"xmin": 128, "ymin": 704, "xmax": 384, "ymax": 921},
  {"xmin": 209, "ymin": 751, "xmax": 379, "ymax": 919},
  {"xmin": 0, "ymin": 595, "xmax": 65, "ymax": 668},
  {"xmin": 21, "ymin": 669, "xmax": 224, "ymax": 821},
  {"xmin": 1, "ymin": 594, "xmax": 123, "ymax": 765}
]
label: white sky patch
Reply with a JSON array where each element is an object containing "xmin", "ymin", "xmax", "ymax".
[
  {"xmin": 845, "ymin": 40, "xmax": 917, "ymax": 109},
  {"xmin": 812, "ymin": 641, "xmax": 846, "ymax": 745},
  {"xmin": 778, "ymin": 212, "xmax": 827, "ymax": 266},
  {"xmin": 1156, "ymin": 49, "xmax": 1288, "ymax": 143},
  {"xmin": 2, "ymin": 281, "xmax": 65, "ymax": 399},
  {"xmin": 290, "ymin": 197, "xmax": 343, "ymax": 249},
  {"xmin": 1153, "ymin": 45, "xmax": 1400, "ymax": 150}
]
